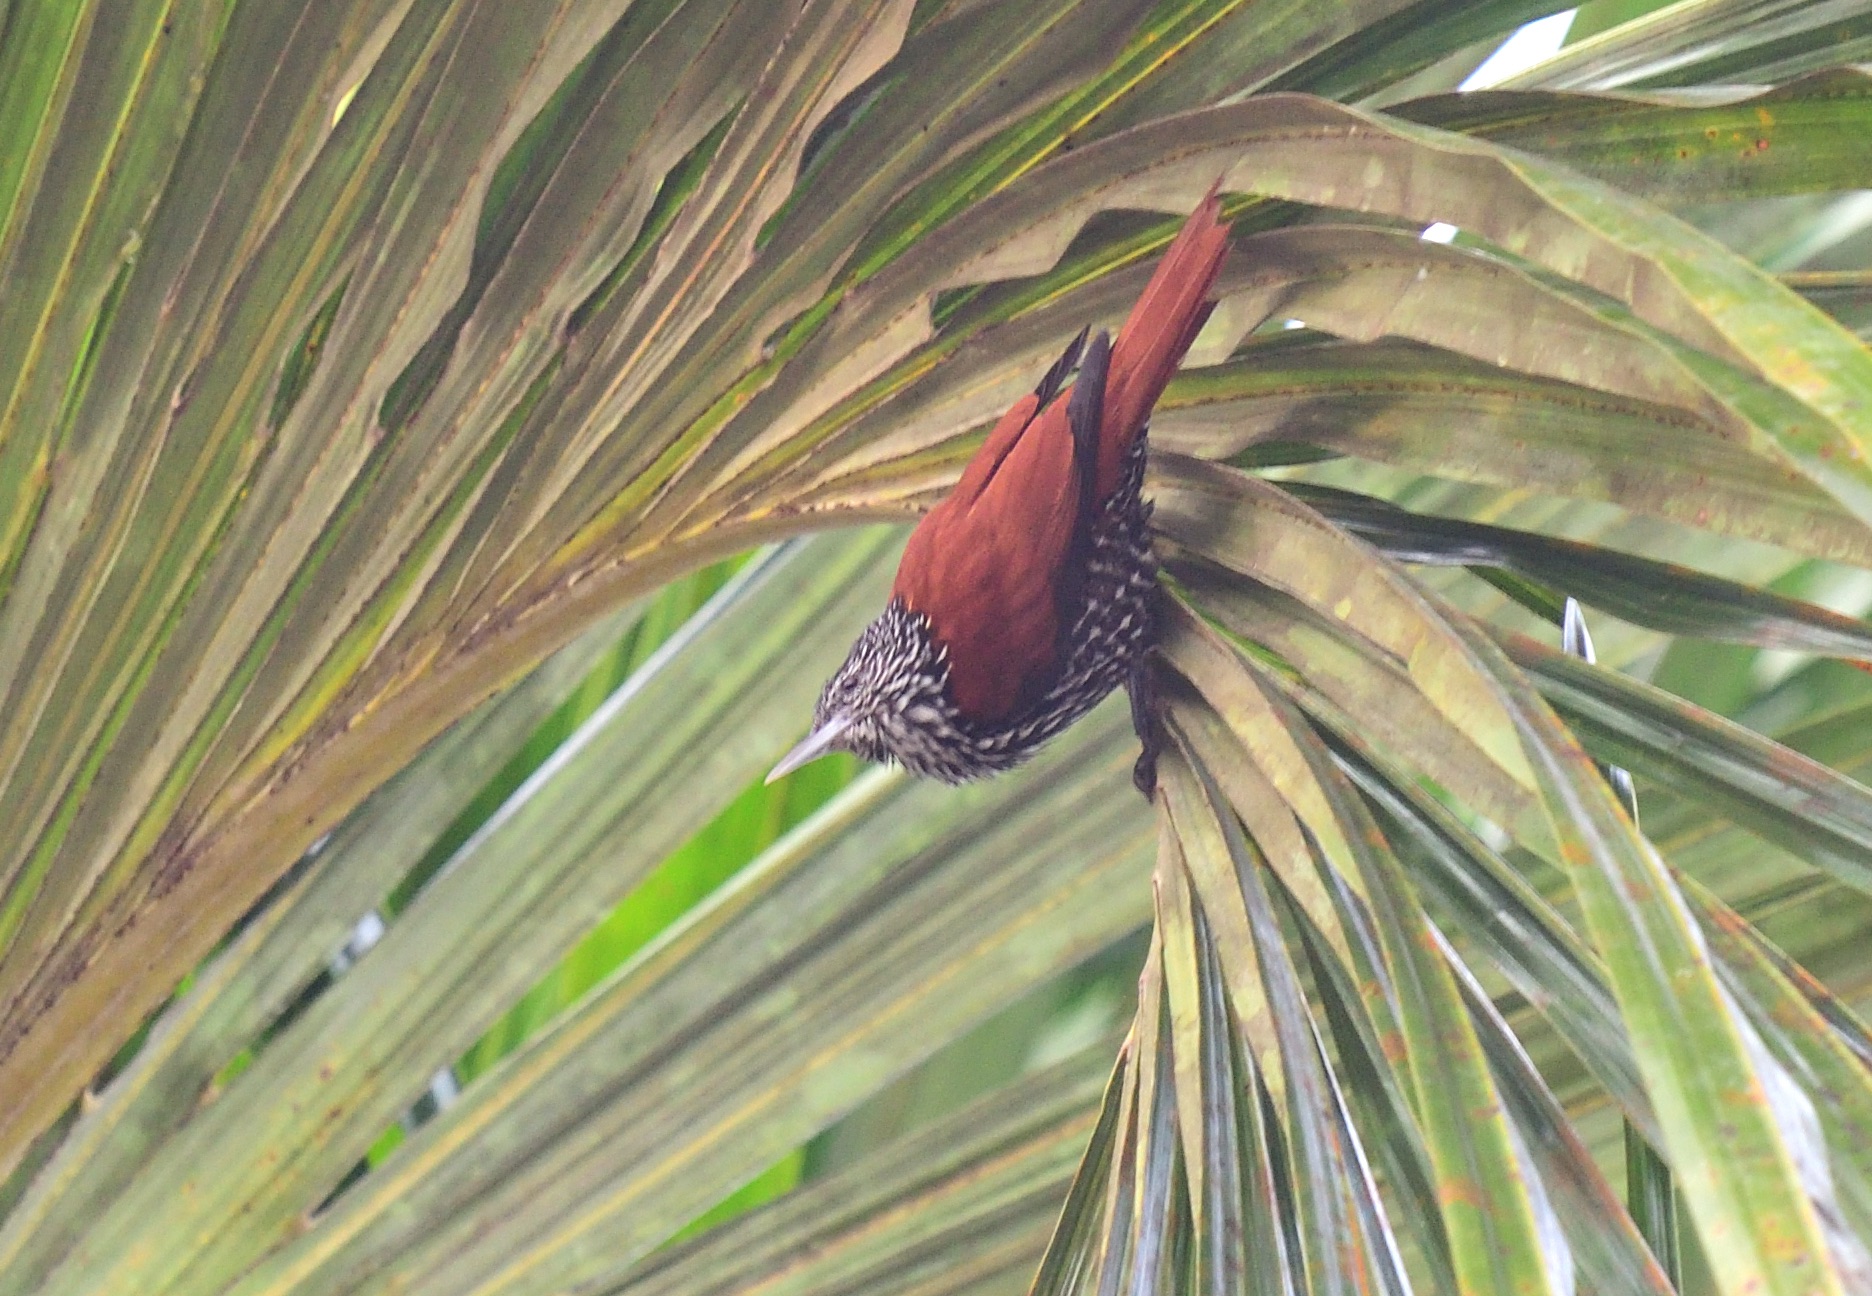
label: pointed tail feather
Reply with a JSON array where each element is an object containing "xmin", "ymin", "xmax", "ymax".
[
  {"xmin": 1036, "ymin": 325, "xmax": 1091, "ymax": 409},
  {"xmin": 1097, "ymin": 185, "xmax": 1231, "ymax": 498},
  {"xmin": 1067, "ymin": 329, "xmax": 1110, "ymax": 510}
]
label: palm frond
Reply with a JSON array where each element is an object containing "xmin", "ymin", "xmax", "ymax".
[{"xmin": 3, "ymin": 1, "xmax": 1872, "ymax": 1292}]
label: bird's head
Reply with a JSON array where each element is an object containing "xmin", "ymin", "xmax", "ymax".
[{"xmin": 766, "ymin": 599, "xmax": 957, "ymax": 783}]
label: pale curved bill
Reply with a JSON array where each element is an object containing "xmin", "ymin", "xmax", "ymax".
[{"xmin": 765, "ymin": 715, "xmax": 853, "ymax": 784}]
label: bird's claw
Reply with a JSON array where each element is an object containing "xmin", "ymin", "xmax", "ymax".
[
  {"xmin": 1132, "ymin": 749, "xmax": 1158, "ymax": 799},
  {"xmin": 1127, "ymin": 661, "xmax": 1161, "ymax": 799}
]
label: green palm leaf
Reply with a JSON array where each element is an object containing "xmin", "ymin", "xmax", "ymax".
[{"xmin": 3, "ymin": 1, "xmax": 1872, "ymax": 1292}]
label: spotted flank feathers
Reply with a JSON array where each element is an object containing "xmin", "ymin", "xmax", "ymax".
[{"xmin": 810, "ymin": 438, "xmax": 1157, "ymax": 783}]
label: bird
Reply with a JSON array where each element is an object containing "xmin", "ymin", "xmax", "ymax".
[{"xmin": 768, "ymin": 190, "xmax": 1231, "ymax": 794}]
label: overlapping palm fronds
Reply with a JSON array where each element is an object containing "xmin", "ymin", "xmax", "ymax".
[{"xmin": 3, "ymin": 0, "xmax": 1872, "ymax": 1291}]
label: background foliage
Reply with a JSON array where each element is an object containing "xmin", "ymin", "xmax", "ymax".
[{"xmin": 2, "ymin": 0, "xmax": 1872, "ymax": 1291}]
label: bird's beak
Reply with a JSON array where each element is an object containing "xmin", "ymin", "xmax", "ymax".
[{"xmin": 765, "ymin": 715, "xmax": 852, "ymax": 784}]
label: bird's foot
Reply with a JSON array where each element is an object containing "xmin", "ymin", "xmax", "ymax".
[{"xmin": 1127, "ymin": 661, "xmax": 1161, "ymax": 798}]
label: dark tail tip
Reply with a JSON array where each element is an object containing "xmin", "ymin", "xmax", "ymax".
[
  {"xmin": 1067, "ymin": 330, "xmax": 1110, "ymax": 453},
  {"xmin": 1035, "ymin": 325, "xmax": 1090, "ymax": 409}
]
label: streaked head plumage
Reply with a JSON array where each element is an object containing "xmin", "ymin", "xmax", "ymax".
[{"xmin": 767, "ymin": 600, "xmax": 955, "ymax": 781}]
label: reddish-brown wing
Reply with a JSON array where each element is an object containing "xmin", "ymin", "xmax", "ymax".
[
  {"xmin": 1097, "ymin": 188, "xmax": 1231, "ymax": 500},
  {"xmin": 893, "ymin": 388, "xmax": 1080, "ymax": 720},
  {"xmin": 892, "ymin": 192, "xmax": 1232, "ymax": 722}
]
